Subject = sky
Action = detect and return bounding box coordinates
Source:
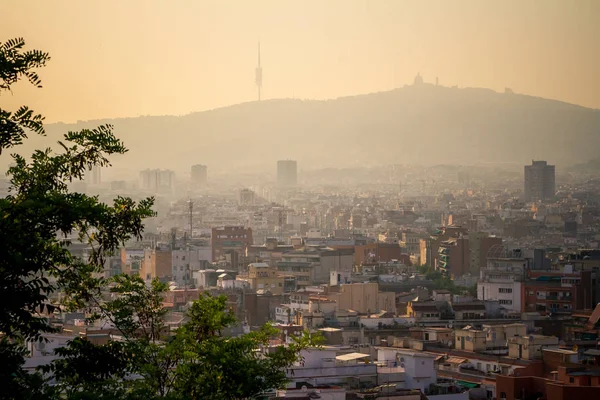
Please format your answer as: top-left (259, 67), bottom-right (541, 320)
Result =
top-left (2, 0), bottom-right (599, 123)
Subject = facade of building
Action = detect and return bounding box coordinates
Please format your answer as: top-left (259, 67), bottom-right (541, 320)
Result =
top-left (277, 247), bottom-right (354, 287)
top-left (238, 188), bottom-right (255, 206)
top-left (468, 233), bottom-right (502, 276)
top-left (171, 249), bottom-right (212, 286)
top-left (377, 347), bottom-right (438, 394)
top-left (244, 262), bottom-right (285, 295)
top-left (438, 237), bottom-right (470, 277)
top-left (406, 302), bottom-right (442, 320)
top-left (86, 166), bottom-right (101, 186)
top-left (424, 226), bottom-right (468, 270)
top-left (477, 250), bottom-right (529, 312)
top-left (400, 231), bottom-right (422, 256)
top-left (328, 283), bottom-right (396, 314)
top-left (277, 160), bottom-right (298, 187)
top-left (190, 164), bottom-right (207, 187)
top-left (522, 270), bottom-right (595, 315)
top-left (139, 169), bottom-right (175, 193)
top-left (120, 248), bottom-right (144, 276)
top-left (211, 226), bottom-right (253, 262)
top-left (285, 348), bottom-right (377, 388)
top-left (140, 248), bottom-right (172, 281)
top-left (524, 160), bottom-right (555, 202)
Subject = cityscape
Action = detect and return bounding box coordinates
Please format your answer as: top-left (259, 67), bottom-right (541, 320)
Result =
top-left (1, 2), bottom-right (600, 400)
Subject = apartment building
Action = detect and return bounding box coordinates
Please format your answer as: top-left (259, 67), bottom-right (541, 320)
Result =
top-left (243, 262), bottom-right (285, 295)
top-left (438, 237), bottom-right (470, 277)
top-left (376, 347), bottom-right (438, 394)
top-left (522, 270), bottom-right (594, 315)
top-left (421, 225), bottom-right (468, 270)
top-left (467, 232), bottom-right (502, 276)
top-left (211, 226), bottom-right (253, 262)
top-left (328, 282), bottom-right (396, 314)
top-left (140, 247), bottom-right (172, 281)
top-left (120, 248), bottom-right (144, 276)
top-left (285, 347), bottom-right (377, 388)
top-left (477, 249), bottom-right (530, 312)
top-left (277, 246), bottom-right (353, 287)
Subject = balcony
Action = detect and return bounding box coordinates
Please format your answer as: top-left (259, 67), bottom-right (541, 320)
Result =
top-left (287, 364), bottom-right (378, 380)
top-left (545, 295), bottom-right (572, 302)
top-left (377, 365), bottom-right (406, 374)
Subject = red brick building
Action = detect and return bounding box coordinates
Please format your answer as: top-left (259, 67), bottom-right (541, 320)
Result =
top-left (521, 270), bottom-right (594, 315)
top-left (496, 365), bottom-right (600, 400)
top-left (496, 346), bottom-right (600, 400)
top-left (211, 226), bottom-right (253, 261)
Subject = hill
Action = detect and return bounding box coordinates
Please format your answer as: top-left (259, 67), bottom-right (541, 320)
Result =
top-left (12, 84), bottom-right (600, 178)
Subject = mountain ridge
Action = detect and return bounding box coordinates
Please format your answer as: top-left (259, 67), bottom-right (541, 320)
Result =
top-left (14, 84), bottom-right (600, 177)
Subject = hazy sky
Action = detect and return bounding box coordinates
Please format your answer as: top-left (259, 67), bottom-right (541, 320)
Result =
top-left (2, 0), bottom-right (599, 123)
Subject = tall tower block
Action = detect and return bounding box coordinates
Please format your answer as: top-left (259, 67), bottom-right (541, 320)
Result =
top-left (255, 42), bottom-right (263, 101)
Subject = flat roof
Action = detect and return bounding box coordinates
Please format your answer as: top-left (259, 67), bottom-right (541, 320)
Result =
top-left (319, 327), bottom-right (342, 332)
top-left (336, 352), bottom-right (370, 362)
top-left (446, 357), bottom-right (468, 364)
top-left (543, 348), bottom-right (577, 355)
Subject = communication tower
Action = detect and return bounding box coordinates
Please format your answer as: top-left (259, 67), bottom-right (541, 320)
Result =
top-left (255, 42), bottom-right (263, 101)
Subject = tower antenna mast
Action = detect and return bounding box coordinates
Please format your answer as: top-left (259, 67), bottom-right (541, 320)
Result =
top-left (255, 41), bottom-right (263, 101)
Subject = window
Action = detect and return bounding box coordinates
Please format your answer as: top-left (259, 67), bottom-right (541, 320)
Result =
top-left (499, 288), bottom-right (513, 294)
top-left (569, 377), bottom-right (574, 383)
top-left (500, 392), bottom-right (506, 399)
top-left (499, 300), bottom-right (513, 305)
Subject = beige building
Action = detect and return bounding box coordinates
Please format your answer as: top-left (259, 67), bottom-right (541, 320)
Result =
top-left (406, 302), bottom-right (441, 320)
top-left (483, 323), bottom-right (527, 348)
top-left (327, 282), bottom-right (395, 314)
top-left (140, 248), bottom-right (172, 281)
top-left (455, 328), bottom-right (487, 352)
top-left (244, 262), bottom-right (284, 295)
top-left (507, 334), bottom-right (559, 360)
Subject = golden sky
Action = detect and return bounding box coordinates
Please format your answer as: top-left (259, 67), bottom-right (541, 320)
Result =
top-left (2, 0), bottom-right (599, 123)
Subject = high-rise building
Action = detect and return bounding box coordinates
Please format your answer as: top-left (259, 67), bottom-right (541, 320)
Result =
top-left (277, 160), bottom-right (297, 187)
top-left (86, 166), bottom-right (101, 186)
top-left (524, 160), bottom-right (555, 202)
top-left (191, 164), bottom-right (207, 187)
top-left (239, 188), bottom-right (255, 206)
top-left (139, 169), bottom-right (175, 193)
top-left (157, 170), bottom-right (175, 192)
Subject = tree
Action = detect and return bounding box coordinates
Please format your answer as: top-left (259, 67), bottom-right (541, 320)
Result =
top-left (46, 277), bottom-right (318, 399)
top-left (0, 37), bottom-right (153, 398)
top-left (1, 38), bottom-right (317, 400)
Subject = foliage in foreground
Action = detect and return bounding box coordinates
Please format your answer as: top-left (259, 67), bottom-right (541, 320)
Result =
top-left (0, 38), bottom-right (317, 400)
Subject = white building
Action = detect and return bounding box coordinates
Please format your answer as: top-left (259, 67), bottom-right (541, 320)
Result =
top-left (171, 248), bottom-right (212, 286)
top-left (477, 251), bottom-right (528, 312)
top-left (276, 386), bottom-right (346, 399)
top-left (376, 348), bottom-right (438, 394)
top-left (286, 347), bottom-right (377, 388)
